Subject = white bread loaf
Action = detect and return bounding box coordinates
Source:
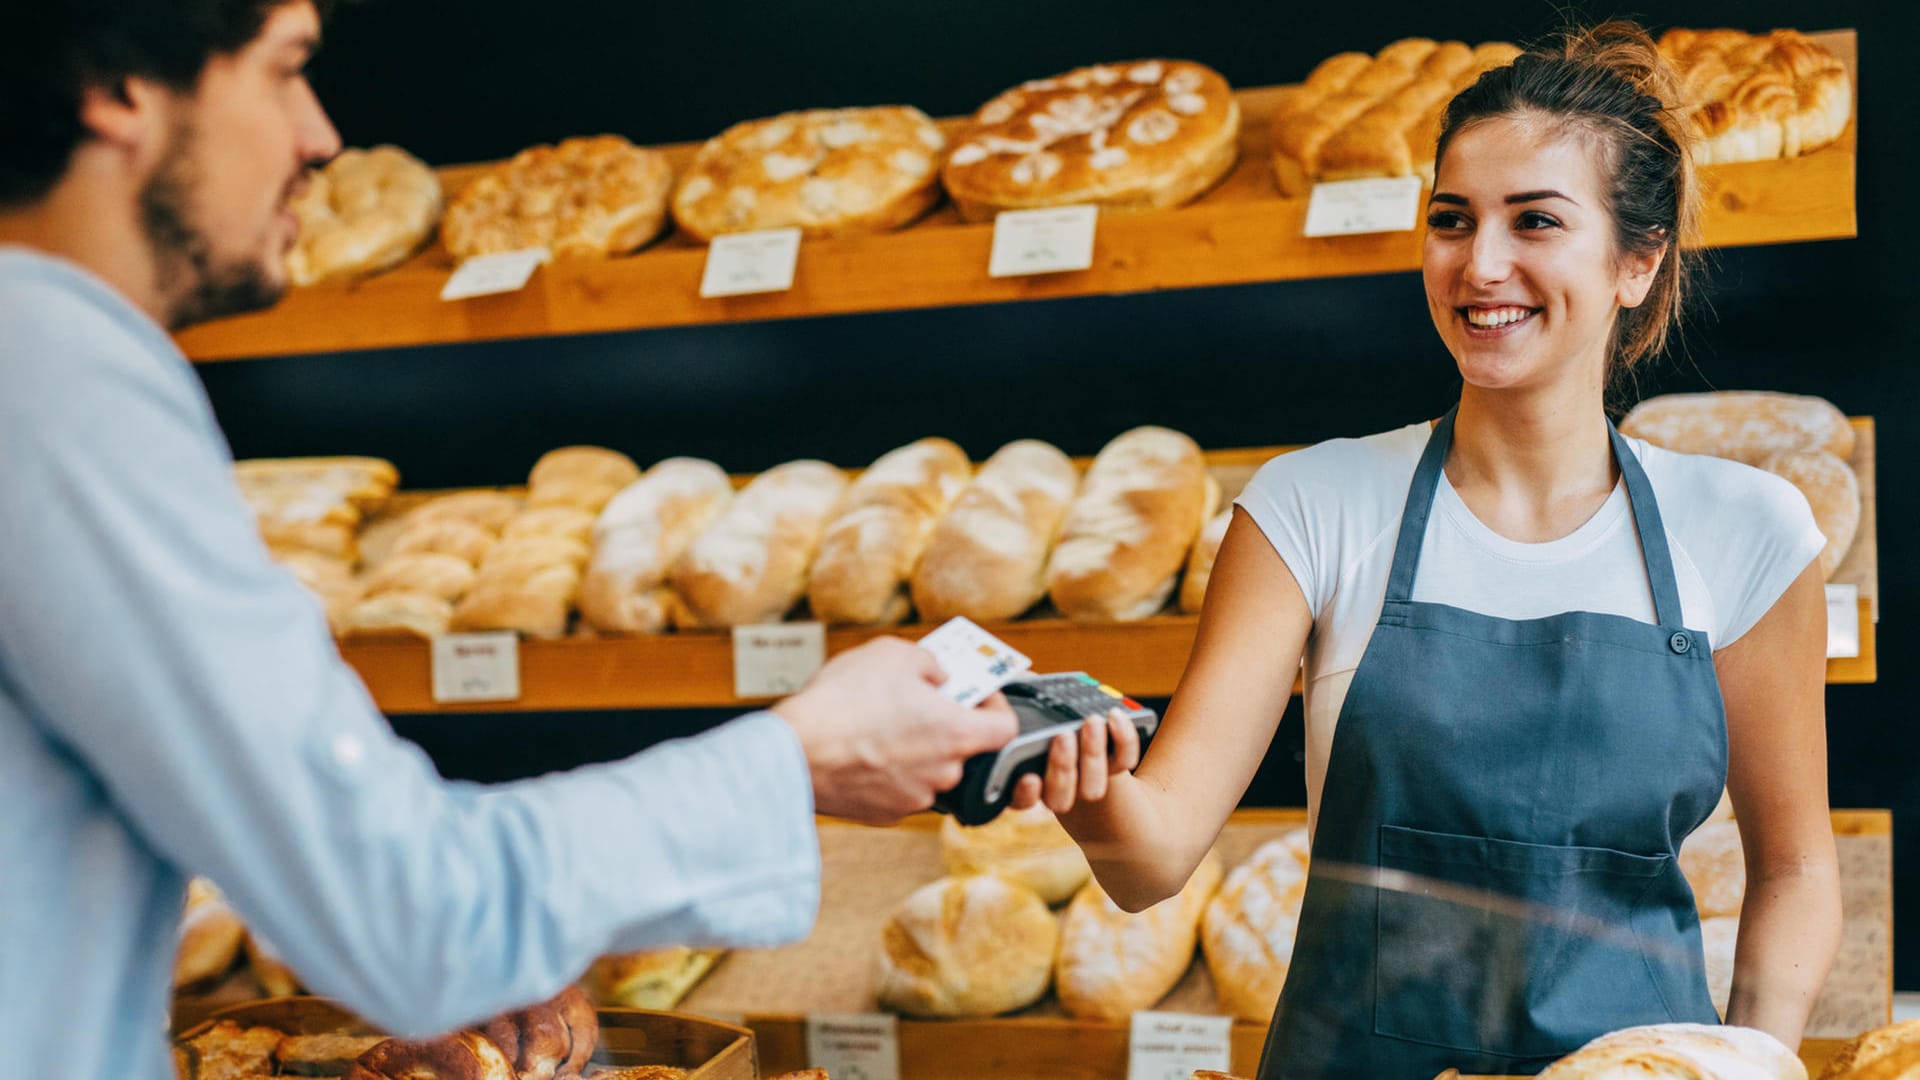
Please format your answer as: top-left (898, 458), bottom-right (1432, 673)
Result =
top-left (1202, 828), bottom-right (1312, 1021)
top-left (1620, 391), bottom-right (1854, 465)
top-left (526, 445), bottom-right (642, 512)
top-left (939, 804), bottom-right (1091, 905)
top-left (1758, 449), bottom-right (1860, 579)
top-left (1702, 914), bottom-right (1739, 1019)
top-left (911, 440), bottom-right (1079, 624)
top-left (1538, 1023), bottom-right (1805, 1079)
top-left (1056, 851), bottom-right (1224, 1020)
top-left (580, 459), bottom-right (736, 635)
top-left (1048, 426), bottom-right (1216, 622)
top-left (1679, 819), bottom-right (1746, 919)
top-left (670, 460), bottom-right (848, 628)
top-left (1818, 1019), bottom-right (1920, 1079)
top-left (876, 873), bottom-right (1059, 1018)
top-left (1180, 509), bottom-right (1232, 614)
top-left (809, 438), bottom-right (973, 625)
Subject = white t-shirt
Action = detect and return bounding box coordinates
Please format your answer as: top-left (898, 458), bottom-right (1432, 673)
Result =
top-left (1233, 421), bottom-right (1826, 832)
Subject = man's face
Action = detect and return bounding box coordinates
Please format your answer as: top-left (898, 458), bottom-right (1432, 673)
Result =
top-left (144, 2), bottom-right (340, 330)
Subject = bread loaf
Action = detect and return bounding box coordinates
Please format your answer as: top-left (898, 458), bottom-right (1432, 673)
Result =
top-left (359, 552), bottom-right (478, 602)
top-left (1620, 391), bottom-right (1854, 465)
top-left (175, 879), bottom-right (246, 989)
top-left (1180, 509), bottom-right (1232, 613)
top-left (1048, 426), bottom-right (1215, 622)
top-left (939, 804), bottom-right (1091, 905)
top-left (669, 460), bottom-right (848, 628)
top-left (286, 144), bottom-right (441, 286)
top-left (406, 491), bottom-right (525, 533)
top-left (474, 986), bottom-right (596, 1080)
top-left (581, 459), bottom-right (736, 635)
top-left (876, 874), bottom-right (1059, 1017)
top-left (1759, 449), bottom-right (1860, 579)
top-left (527, 446), bottom-right (641, 512)
top-left (1679, 819), bottom-right (1746, 919)
top-left (809, 438), bottom-right (973, 625)
top-left (346, 1031), bottom-right (514, 1080)
top-left (1818, 1019), bottom-right (1920, 1079)
top-left (391, 517), bottom-right (497, 566)
top-left (584, 946), bottom-right (727, 1009)
top-left (478, 535), bottom-right (592, 578)
top-left (1538, 1023), bottom-right (1805, 1079)
top-left (501, 505), bottom-right (598, 545)
top-left (912, 440), bottom-right (1079, 624)
top-left (341, 590), bottom-right (454, 639)
top-left (450, 569), bottom-right (580, 639)
top-left (1056, 851), bottom-right (1224, 1019)
top-left (1202, 828), bottom-right (1312, 1021)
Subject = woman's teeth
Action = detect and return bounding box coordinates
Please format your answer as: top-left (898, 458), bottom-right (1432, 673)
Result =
top-left (1465, 306), bottom-right (1535, 328)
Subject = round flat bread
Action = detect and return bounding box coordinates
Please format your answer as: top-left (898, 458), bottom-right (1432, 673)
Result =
top-left (443, 135), bottom-right (673, 259)
top-left (288, 145), bottom-right (442, 285)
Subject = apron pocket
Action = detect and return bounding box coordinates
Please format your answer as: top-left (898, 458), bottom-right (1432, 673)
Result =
top-left (1372, 823), bottom-right (1677, 1060)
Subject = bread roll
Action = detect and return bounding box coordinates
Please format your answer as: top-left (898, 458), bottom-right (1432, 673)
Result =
top-left (1048, 426), bottom-right (1214, 622)
top-left (1702, 914), bottom-right (1739, 1020)
top-left (273, 549), bottom-right (357, 593)
top-left (1679, 819), bottom-right (1746, 919)
top-left (392, 517), bottom-right (497, 566)
top-left (580, 459), bottom-right (735, 635)
top-left (1202, 829), bottom-right (1312, 1021)
top-left (175, 879), bottom-right (246, 989)
top-left (669, 460), bottom-right (848, 628)
top-left (1759, 449), bottom-right (1860, 579)
top-left (1056, 850), bottom-right (1224, 1019)
top-left (451, 568), bottom-right (580, 639)
top-left (911, 440), bottom-right (1080, 624)
top-left (876, 873), bottom-right (1059, 1017)
top-left (341, 590), bottom-right (454, 639)
top-left (346, 1031), bottom-right (514, 1080)
top-left (478, 535), bottom-right (592, 578)
top-left (359, 552), bottom-right (478, 602)
top-left (1620, 391), bottom-right (1854, 465)
top-left (474, 987), bottom-right (595, 1080)
top-left (1538, 1023), bottom-right (1805, 1079)
top-left (527, 446), bottom-right (642, 512)
top-left (1818, 1019), bottom-right (1920, 1079)
top-left (259, 519), bottom-right (360, 562)
top-left (407, 491), bottom-right (525, 533)
top-left (809, 438), bottom-right (973, 625)
top-left (501, 505), bottom-right (598, 545)
top-left (584, 946), bottom-right (727, 1009)
top-left (1180, 509), bottom-right (1232, 614)
top-left (939, 804), bottom-right (1092, 905)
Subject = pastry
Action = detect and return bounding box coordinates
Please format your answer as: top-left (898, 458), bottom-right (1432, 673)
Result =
top-left (359, 552), bottom-right (479, 603)
top-left (340, 590), bottom-right (454, 639)
top-left (527, 447), bottom-right (643, 513)
top-left (1660, 28), bottom-right (1852, 164)
top-left (501, 505), bottom-right (598, 545)
top-left (939, 803), bottom-right (1091, 905)
top-left (1538, 1022), bottom-right (1805, 1079)
top-left (1047, 426), bottom-right (1216, 622)
top-left (405, 491), bottom-right (526, 533)
top-left (442, 135), bottom-right (674, 259)
top-left (672, 106), bottom-right (946, 240)
top-left (580, 458), bottom-right (735, 635)
top-left (475, 987), bottom-right (596, 1080)
top-left (1818, 1019), bottom-right (1920, 1078)
top-left (287, 144), bottom-right (443, 285)
top-left (276, 1034), bottom-right (388, 1077)
top-left (450, 566), bottom-right (581, 639)
top-left (808, 437), bottom-right (973, 625)
top-left (1055, 851), bottom-right (1224, 1020)
top-left (391, 517), bottom-right (498, 566)
top-left (943, 60), bottom-right (1240, 220)
top-left (584, 946), bottom-right (727, 1010)
top-left (1758, 449), bottom-right (1860, 579)
top-left (911, 440), bottom-right (1080, 624)
top-left (668, 459), bottom-right (848, 628)
top-left (245, 931), bottom-right (303, 999)
top-left (175, 878), bottom-right (246, 989)
top-left (1180, 509), bottom-right (1232, 614)
top-left (1202, 829), bottom-right (1312, 1021)
top-left (1619, 391), bottom-right (1855, 465)
top-left (346, 1031), bottom-right (514, 1080)
top-left (187, 1021), bottom-right (285, 1080)
top-left (876, 873), bottom-right (1059, 1017)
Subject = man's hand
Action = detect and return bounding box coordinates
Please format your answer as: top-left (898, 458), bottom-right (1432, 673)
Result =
top-left (770, 637), bottom-right (1018, 825)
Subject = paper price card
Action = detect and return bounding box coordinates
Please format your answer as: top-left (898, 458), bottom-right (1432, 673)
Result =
top-left (1128, 1011), bottom-right (1234, 1080)
top-left (806, 1013), bottom-right (899, 1080)
top-left (988, 204), bottom-right (1099, 277)
top-left (440, 248), bottom-right (549, 301)
top-left (732, 621), bottom-right (827, 698)
top-left (1303, 176), bottom-right (1423, 237)
top-left (430, 632), bottom-right (522, 704)
top-left (699, 227), bottom-right (803, 298)
top-left (1826, 583), bottom-right (1860, 659)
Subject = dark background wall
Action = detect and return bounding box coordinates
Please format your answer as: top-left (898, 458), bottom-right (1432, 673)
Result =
top-left (197, 0), bottom-right (1918, 984)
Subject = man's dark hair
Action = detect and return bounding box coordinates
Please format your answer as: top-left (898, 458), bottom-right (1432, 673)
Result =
top-left (1, 0), bottom-right (331, 205)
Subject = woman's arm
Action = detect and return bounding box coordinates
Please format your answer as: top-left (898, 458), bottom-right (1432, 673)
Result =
top-left (1715, 559), bottom-right (1841, 1046)
top-left (1020, 507), bottom-right (1313, 911)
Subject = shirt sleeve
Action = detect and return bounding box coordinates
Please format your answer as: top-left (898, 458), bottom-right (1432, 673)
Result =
top-left (1699, 462), bottom-right (1828, 649)
top-left (0, 298), bottom-right (820, 1036)
top-left (1233, 446), bottom-right (1336, 616)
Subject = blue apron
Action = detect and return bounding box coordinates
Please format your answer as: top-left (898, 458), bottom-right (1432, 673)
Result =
top-left (1257, 408), bottom-right (1725, 1078)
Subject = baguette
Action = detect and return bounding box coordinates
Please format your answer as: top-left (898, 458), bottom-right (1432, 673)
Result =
top-left (809, 438), bottom-right (973, 625)
top-left (1047, 426), bottom-right (1215, 622)
top-left (911, 440), bottom-right (1079, 624)
top-left (1056, 850), bottom-right (1223, 1019)
top-left (1619, 391), bottom-right (1854, 464)
top-left (876, 874), bottom-right (1059, 1018)
top-left (669, 460), bottom-right (848, 628)
top-left (581, 459), bottom-right (735, 635)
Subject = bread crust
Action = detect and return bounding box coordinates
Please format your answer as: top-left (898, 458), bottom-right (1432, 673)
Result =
top-left (912, 440), bottom-right (1079, 625)
top-left (1047, 426), bottom-right (1212, 622)
top-left (1055, 850), bottom-right (1223, 1019)
top-left (669, 460), bottom-right (847, 628)
top-left (443, 136), bottom-right (674, 259)
top-left (809, 438), bottom-right (973, 625)
top-left (1201, 830), bottom-right (1312, 1021)
top-left (875, 874), bottom-right (1059, 1017)
top-left (287, 145), bottom-right (442, 286)
top-left (1661, 28), bottom-right (1852, 164)
top-left (582, 459), bottom-right (735, 634)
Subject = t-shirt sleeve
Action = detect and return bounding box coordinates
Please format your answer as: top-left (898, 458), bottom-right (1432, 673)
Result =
top-left (1689, 458), bottom-right (1829, 649)
top-left (1233, 446), bottom-right (1336, 616)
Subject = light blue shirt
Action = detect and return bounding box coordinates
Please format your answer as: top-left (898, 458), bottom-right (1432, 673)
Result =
top-left (0, 248), bottom-right (822, 1080)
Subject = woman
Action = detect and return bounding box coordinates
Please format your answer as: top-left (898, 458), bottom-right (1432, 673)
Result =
top-left (1014, 22), bottom-right (1842, 1078)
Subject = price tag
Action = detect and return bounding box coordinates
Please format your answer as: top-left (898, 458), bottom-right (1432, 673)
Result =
top-left (430, 632), bottom-right (521, 704)
top-left (1303, 176), bottom-right (1423, 237)
top-left (440, 248), bottom-right (549, 301)
top-left (1128, 1011), bottom-right (1234, 1080)
top-left (806, 1013), bottom-right (900, 1080)
top-left (988, 205), bottom-right (1099, 277)
top-left (732, 621), bottom-right (827, 698)
top-left (699, 227), bottom-right (803, 298)
top-left (1826, 583), bottom-right (1861, 659)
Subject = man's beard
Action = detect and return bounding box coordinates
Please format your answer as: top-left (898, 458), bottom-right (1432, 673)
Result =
top-left (140, 119), bottom-right (288, 332)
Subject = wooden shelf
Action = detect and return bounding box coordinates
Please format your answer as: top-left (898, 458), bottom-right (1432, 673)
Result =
top-left (175, 31), bottom-right (1857, 363)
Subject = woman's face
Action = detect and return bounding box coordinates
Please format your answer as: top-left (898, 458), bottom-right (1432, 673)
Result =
top-left (1422, 114), bottom-right (1660, 395)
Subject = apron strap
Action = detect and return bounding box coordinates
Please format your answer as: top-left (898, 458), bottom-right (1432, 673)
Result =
top-left (1383, 406), bottom-right (1688, 629)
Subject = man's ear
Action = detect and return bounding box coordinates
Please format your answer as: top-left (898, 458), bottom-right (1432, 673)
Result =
top-left (77, 76), bottom-right (175, 169)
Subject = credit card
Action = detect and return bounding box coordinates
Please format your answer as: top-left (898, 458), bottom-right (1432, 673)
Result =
top-left (917, 616), bottom-right (1033, 707)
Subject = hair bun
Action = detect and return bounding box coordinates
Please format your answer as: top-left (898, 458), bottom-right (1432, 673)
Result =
top-left (1552, 20), bottom-right (1686, 115)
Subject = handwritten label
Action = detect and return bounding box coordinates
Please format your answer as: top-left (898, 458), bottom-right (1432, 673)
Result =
top-left (1303, 176), bottom-right (1423, 237)
top-left (988, 205), bottom-right (1099, 277)
top-left (430, 632), bottom-right (521, 703)
top-left (732, 621), bottom-right (827, 698)
top-left (699, 227), bottom-right (803, 298)
top-left (440, 248), bottom-right (549, 301)
top-left (806, 1013), bottom-right (899, 1080)
top-left (1826, 583), bottom-right (1860, 659)
top-left (1128, 1011), bottom-right (1234, 1080)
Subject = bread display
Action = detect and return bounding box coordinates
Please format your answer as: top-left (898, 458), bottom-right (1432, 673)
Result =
top-left (1202, 828), bottom-right (1312, 1021)
top-left (583, 946), bottom-right (728, 1010)
top-left (1270, 38), bottom-right (1522, 195)
top-left (911, 439), bottom-right (1080, 624)
top-left (527, 447), bottom-right (643, 513)
top-left (1180, 509), bottom-right (1232, 614)
top-left (809, 438), bottom-right (973, 625)
top-left (1679, 819), bottom-right (1746, 919)
top-left (938, 803), bottom-right (1091, 905)
top-left (1619, 391), bottom-right (1855, 465)
top-left (1055, 851), bottom-right (1224, 1019)
top-left (1760, 449), bottom-right (1861, 578)
top-left (1047, 426), bottom-right (1216, 622)
top-left (175, 879), bottom-right (247, 990)
top-left (287, 145), bottom-right (442, 286)
top-left (943, 60), bottom-right (1240, 221)
top-left (580, 459), bottom-right (736, 635)
top-left (237, 455), bottom-right (399, 565)
top-left (1660, 28), bottom-right (1852, 165)
top-left (1818, 1020), bottom-right (1920, 1079)
top-left (672, 106), bottom-right (947, 240)
top-left (1537, 1022), bottom-right (1806, 1079)
top-left (669, 460), bottom-right (847, 628)
top-left (442, 135), bottom-right (674, 260)
top-left (876, 873), bottom-right (1060, 1017)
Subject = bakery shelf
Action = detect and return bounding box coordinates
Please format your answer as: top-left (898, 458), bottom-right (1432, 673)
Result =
top-left (174, 31), bottom-right (1857, 363)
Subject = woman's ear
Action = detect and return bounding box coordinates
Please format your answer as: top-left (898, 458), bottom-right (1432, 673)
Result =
top-left (1617, 242), bottom-right (1666, 309)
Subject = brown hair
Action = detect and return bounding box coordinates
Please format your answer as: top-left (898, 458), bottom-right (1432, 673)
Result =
top-left (1435, 21), bottom-right (1701, 388)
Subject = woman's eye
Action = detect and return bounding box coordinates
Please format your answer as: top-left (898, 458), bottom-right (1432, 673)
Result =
top-left (1517, 210), bottom-right (1562, 230)
top-left (1426, 211), bottom-right (1469, 231)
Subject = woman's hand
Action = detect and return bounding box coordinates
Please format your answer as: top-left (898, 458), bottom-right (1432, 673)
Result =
top-left (1007, 707), bottom-right (1143, 814)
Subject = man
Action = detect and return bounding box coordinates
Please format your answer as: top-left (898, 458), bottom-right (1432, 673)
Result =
top-left (0, 3), bottom-right (1017, 1076)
